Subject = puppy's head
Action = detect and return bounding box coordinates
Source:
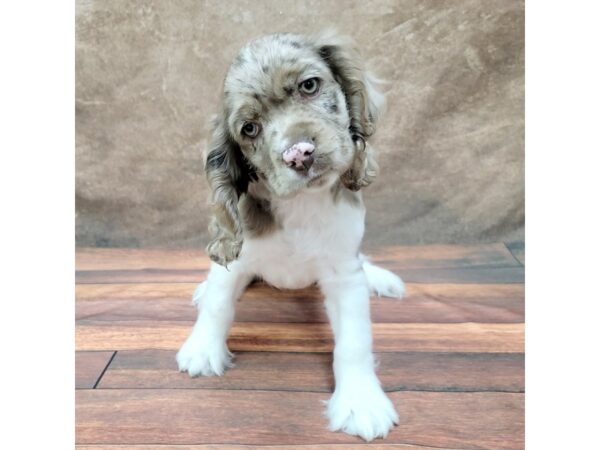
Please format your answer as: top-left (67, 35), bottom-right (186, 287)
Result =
top-left (205, 31), bottom-right (384, 265)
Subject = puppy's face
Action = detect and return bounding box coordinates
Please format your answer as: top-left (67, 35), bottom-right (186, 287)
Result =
top-left (222, 34), bottom-right (354, 196)
top-left (204, 31), bottom-right (383, 265)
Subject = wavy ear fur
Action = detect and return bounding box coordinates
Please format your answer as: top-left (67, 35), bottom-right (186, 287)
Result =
top-left (204, 113), bottom-right (257, 266)
top-left (313, 30), bottom-right (385, 191)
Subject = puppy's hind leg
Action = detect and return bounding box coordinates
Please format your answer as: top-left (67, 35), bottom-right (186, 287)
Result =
top-left (177, 262), bottom-right (251, 377)
top-left (361, 255), bottom-right (405, 298)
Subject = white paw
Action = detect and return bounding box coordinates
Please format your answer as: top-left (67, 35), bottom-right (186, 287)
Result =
top-left (176, 333), bottom-right (233, 377)
top-left (326, 379), bottom-right (399, 441)
top-left (363, 261), bottom-right (406, 298)
top-left (191, 281), bottom-right (208, 306)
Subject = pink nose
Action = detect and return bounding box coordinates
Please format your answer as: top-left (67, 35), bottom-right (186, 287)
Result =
top-left (282, 142), bottom-right (315, 171)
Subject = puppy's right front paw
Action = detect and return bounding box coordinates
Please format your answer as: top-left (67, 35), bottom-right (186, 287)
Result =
top-left (176, 334), bottom-right (233, 377)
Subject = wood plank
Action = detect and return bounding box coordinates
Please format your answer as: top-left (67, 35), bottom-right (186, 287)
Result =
top-left (75, 268), bottom-right (206, 284)
top-left (505, 241), bottom-right (525, 266)
top-left (76, 243), bottom-right (519, 271)
top-left (76, 282), bottom-right (524, 324)
top-left (76, 281), bottom-right (525, 302)
top-left (76, 445), bottom-right (467, 450)
top-left (77, 445), bottom-right (466, 450)
top-left (76, 389), bottom-right (524, 449)
top-left (76, 248), bottom-right (210, 271)
top-left (75, 351), bottom-right (114, 389)
top-left (99, 350), bottom-right (524, 393)
top-left (76, 322), bottom-right (524, 353)
top-left (385, 266), bottom-right (523, 284)
top-left (75, 265), bottom-right (524, 284)
top-left (75, 244), bottom-right (522, 284)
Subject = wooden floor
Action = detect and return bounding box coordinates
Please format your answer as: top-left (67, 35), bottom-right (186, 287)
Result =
top-left (75, 242), bottom-right (525, 450)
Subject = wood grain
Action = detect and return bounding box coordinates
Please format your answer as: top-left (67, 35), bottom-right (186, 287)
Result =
top-left (76, 389), bottom-right (524, 449)
top-left (76, 445), bottom-right (468, 450)
top-left (76, 243), bottom-right (518, 271)
top-left (76, 322), bottom-right (524, 353)
top-left (75, 266), bottom-right (524, 284)
top-left (75, 282), bottom-right (524, 324)
top-left (76, 248), bottom-right (210, 271)
top-left (99, 350), bottom-right (524, 393)
top-left (75, 351), bottom-right (114, 389)
top-left (74, 245), bottom-right (524, 448)
top-left (75, 244), bottom-right (523, 284)
top-left (75, 281), bottom-right (522, 302)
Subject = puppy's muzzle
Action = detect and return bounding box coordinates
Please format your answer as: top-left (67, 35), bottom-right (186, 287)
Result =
top-left (283, 141), bottom-right (315, 172)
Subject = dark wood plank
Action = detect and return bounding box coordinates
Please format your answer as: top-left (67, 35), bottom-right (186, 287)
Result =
top-left (76, 389), bottom-right (524, 449)
top-left (75, 321), bottom-right (524, 353)
top-left (76, 445), bottom-right (465, 450)
top-left (75, 265), bottom-right (525, 284)
top-left (76, 248), bottom-right (210, 271)
top-left (76, 268), bottom-right (207, 284)
top-left (505, 241), bottom-right (525, 266)
top-left (386, 266), bottom-right (523, 284)
top-left (99, 350), bottom-right (523, 393)
top-left (76, 282), bottom-right (524, 324)
top-left (75, 351), bottom-right (115, 389)
top-left (77, 243), bottom-right (518, 271)
top-left (76, 282), bottom-right (196, 301)
top-left (75, 266), bottom-right (524, 285)
top-left (76, 281), bottom-right (524, 302)
top-left (75, 244), bottom-right (522, 284)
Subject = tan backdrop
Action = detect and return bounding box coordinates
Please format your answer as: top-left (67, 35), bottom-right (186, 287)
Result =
top-left (75, 0), bottom-right (524, 248)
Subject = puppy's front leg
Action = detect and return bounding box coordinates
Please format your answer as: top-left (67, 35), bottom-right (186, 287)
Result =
top-left (177, 262), bottom-right (250, 377)
top-left (321, 263), bottom-right (399, 441)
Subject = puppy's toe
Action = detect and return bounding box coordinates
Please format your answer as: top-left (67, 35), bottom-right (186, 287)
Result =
top-left (326, 379), bottom-right (399, 441)
top-left (363, 261), bottom-right (406, 299)
top-left (176, 335), bottom-right (233, 377)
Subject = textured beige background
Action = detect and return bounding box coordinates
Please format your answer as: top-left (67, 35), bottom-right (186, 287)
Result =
top-left (75, 0), bottom-right (524, 248)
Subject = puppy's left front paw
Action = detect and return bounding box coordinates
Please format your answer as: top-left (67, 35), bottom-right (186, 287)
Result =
top-left (326, 380), bottom-right (399, 441)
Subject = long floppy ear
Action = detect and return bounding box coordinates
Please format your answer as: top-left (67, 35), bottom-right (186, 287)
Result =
top-left (313, 30), bottom-right (385, 191)
top-left (204, 113), bottom-right (257, 266)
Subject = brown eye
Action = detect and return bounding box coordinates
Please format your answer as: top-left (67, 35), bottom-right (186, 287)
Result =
top-left (241, 122), bottom-right (261, 138)
top-left (299, 78), bottom-right (320, 96)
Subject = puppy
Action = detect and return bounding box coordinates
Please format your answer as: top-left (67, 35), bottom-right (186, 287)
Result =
top-left (177, 31), bottom-right (405, 441)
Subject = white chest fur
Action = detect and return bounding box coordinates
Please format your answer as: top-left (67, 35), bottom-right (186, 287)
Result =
top-left (238, 186), bottom-right (366, 289)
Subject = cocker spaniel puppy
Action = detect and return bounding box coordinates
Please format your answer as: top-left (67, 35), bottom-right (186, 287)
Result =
top-left (177, 31), bottom-right (405, 441)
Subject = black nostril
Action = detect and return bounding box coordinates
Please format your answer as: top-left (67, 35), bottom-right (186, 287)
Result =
top-left (302, 155), bottom-right (314, 170)
top-left (290, 155), bottom-right (314, 172)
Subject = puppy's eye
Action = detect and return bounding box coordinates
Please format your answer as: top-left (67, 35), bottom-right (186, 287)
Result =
top-left (299, 78), bottom-right (320, 96)
top-left (241, 122), bottom-right (261, 138)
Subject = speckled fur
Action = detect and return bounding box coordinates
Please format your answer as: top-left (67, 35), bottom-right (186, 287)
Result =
top-left (181, 31), bottom-right (406, 441)
top-left (204, 31), bottom-right (384, 265)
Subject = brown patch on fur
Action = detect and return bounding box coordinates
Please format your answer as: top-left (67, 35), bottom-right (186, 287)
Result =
top-left (313, 32), bottom-right (384, 191)
top-left (331, 180), bottom-right (362, 207)
top-left (204, 115), bottom-right (253, 266)
top-left (341, 140), bottom-right (379, 191)
top-left (239, 193), bottom-right (278, 237)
